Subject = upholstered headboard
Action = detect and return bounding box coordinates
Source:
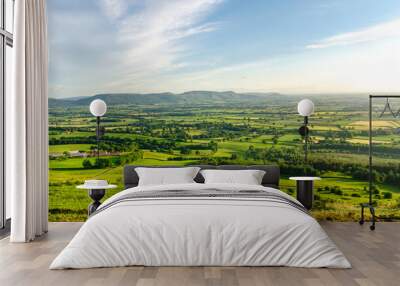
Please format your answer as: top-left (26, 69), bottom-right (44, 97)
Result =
top-left (123, 165), bottom-right (280, 189)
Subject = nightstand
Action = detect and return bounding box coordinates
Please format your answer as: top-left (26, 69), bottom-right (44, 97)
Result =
top-left (77, 181), bottom-right (117, 215)
top-left (289, 177), bottom-right (321, 210)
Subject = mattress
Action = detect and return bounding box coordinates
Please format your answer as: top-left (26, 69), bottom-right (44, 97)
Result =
top-left (50, 183), bottom-right (351, 269)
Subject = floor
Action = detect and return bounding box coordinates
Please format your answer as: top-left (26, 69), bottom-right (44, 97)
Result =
top-left (0, 222), bottom-right (398, 286)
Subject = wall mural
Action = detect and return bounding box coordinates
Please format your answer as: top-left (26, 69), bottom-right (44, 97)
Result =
top-left (47, 0), bottom-right (400, 221)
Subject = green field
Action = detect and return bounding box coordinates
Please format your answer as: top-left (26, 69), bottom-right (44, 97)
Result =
top-left (48, 96), bottom-right (400, 221)
top-left (49, 144), bottom-right (92, 153)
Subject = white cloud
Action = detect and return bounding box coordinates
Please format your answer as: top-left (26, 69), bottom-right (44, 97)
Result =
top-left (100, 0), bottom-right (128, 20)
top-left (101, 0), bottom-right (223, 91)
top-left (145, 37), bottom-right (400, 94)
top-left (49, 1), bottom-right (400, 97)
top-left (49, 0), bottom-right (223, 97)
top-left (307, 18), bottom-right (400, 49)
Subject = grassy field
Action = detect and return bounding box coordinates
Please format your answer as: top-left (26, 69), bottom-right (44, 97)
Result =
top-left (49, 144), bottom-right (92, 153)
top-left (48, 99), bottom-right (400, 222)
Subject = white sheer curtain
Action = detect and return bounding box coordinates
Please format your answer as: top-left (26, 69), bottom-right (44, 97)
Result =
top-left (8, 0), bottom-right (48, 242)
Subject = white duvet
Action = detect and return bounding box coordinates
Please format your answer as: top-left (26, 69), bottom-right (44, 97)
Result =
top-left (50, 183), bottom-right (351, 269)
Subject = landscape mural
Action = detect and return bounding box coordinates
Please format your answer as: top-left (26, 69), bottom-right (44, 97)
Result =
top-left (48, 0), bottom-right (400, 221)
top-left (48, 93), bottom-right (400, 221)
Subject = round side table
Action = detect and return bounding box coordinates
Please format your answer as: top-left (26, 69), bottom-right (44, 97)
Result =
top-left (77, 184), bottom-right (117, 215)
top-left (289, 177), bottom-right (321, 210)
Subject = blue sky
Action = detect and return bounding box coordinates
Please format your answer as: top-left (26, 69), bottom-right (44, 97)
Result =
top-left (48, 0), bottom-right (400, 98)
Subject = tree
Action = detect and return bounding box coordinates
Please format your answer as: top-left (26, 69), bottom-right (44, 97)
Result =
top-left (272, 135), bottom-right (279, 145)
top-left (95, 158), bottom-right (112, 168)
top-left (208, 141), bottom-right (218, 153)
top-left (82, 159), bottom-right (92, 169)
top-left (180, 146), bottom-right (191, 155)
top-left (383, 192), bottom-right (392, 199)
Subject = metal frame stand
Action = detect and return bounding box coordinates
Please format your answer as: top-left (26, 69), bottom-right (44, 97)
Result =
top-left (359, 95), bottom-right (400, 230)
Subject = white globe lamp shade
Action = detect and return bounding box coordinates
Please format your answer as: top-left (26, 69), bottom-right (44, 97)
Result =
top-left (297, 99), bottom-right (314, 117)
top-left (90, 99), bottom-right (107, 117)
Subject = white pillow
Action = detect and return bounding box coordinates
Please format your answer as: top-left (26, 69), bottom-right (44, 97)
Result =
top-left (200, 169), bottom-right (266, 185)
top-left (135, 167), bottom-right (201, 186)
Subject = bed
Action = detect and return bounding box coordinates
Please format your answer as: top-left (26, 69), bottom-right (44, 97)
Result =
top-left (50, 165), bottom-right (351, 269)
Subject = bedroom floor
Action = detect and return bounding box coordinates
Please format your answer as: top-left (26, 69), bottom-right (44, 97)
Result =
top-left (0, 222), bottom-right (398, 286)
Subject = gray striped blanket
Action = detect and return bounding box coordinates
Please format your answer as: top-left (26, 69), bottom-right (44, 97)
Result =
top-left (91, 189), bottom-right (308, 217)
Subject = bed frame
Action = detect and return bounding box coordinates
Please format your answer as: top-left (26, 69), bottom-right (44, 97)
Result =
top-left (123, 165), bottom-right (280, 189)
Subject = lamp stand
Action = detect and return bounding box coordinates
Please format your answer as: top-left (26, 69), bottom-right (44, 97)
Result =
top-left (96, 116), bottom-right (100, 161)
top-left (298, 116), bottom-right (309, 175)
top-left (304, 116), bottom-right (308, 167)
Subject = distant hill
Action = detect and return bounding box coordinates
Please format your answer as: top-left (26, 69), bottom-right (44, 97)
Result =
top-left (48, 98), bottom-right (77, 108)
top-left (48, 91), bottom-right (286, 108)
